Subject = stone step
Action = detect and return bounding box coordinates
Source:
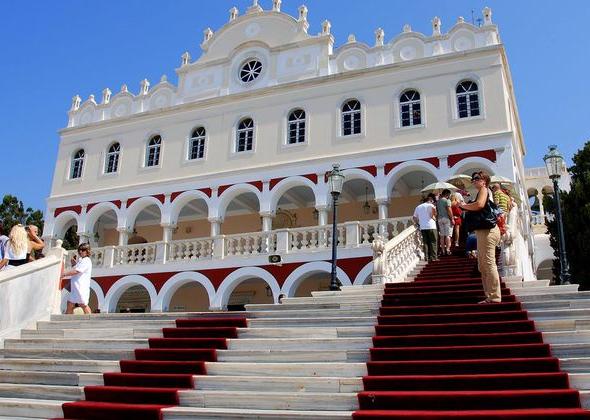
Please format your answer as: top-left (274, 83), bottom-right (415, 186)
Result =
top-left (204, 362), bottom-right (367, 378)
top-left (0, 358), bottom-right (119, 373)
top-left (0, 370), bottom-right (83, 386)
top-left (48, 312), bottom-right (232, 322)
top-left (22, 328), bottom-right (164, 340)
top-left (561, 357), bottom-right (590, 373)
top-left (0, 383), bottom-right (82, 401)
top-left (535, 319), bottom-right (590, 332)
top-left (0, 397), bottom-right (64, 418)
top-left (247, 309), bottom-right (378, 319)
top-left (4, 338), bottom-right (148, 351)
top-left (523, 300), bottom-right (590, 311)
top-left (527, 308), bottom-right (590, 320)
top-left (193, 375), bottom-right (363, 393)
top-left (518, 291), bottom-right (590, 302)
top-left (311, 289), bottom-right (383, 297)
top-left (2, 348), bottom-right (134, 361)
top-left (248, 317), bottom-right (376, 328)
top-left (282, 295), bottom-right (382, 305)
top-left (505, 280), bottom-right (551, 288)
top-left (543, 331), bottom-right (590, 344)
top-left (549, 343), bottom-right (590, 358)
top-left (568, 373), bottom-right (590, 390)
top-left (511, 285), bottom-right (580, 295)
top-left (163, 407), bottom-right (352, 419)
top-left (177, 390), bottom-right (359, 411)
top-left (227, 338), bottom-right (372, 351)
top-left (37, 319), bottom-right (177, 330)
top-left (217, 350), bottom-right (368, 363)
top-left (245, 302), bottom-right (379, 312)
top-left (238, 327), bottom-right (374, 339)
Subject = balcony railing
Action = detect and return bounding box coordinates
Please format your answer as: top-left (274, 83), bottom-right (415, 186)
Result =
top-left (64, 217), bottom-right (413, 269)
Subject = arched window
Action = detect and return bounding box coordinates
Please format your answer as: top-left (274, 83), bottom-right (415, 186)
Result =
top-left (287, 109), bottom-right (306, 144)
top-left (236, 118), bottom-right (254, 152)
top-left (188, 127), bottom-right (206, 160)
top-left (456, 81), bottom-right (480, 118)
top-left (105, 142), bottom-right (120, 173)
top-left (399, 90), bottom-right (421, 127)
top-left (341, 99), bottom-right (361, 136)
top-left (145, 135), bottom-right (161, 167)
top-left (70, 149), bottom-right (85, 179)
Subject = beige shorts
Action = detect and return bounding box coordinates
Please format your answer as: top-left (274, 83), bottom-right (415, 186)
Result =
top-left (438, 218), bottom-right (452, 237)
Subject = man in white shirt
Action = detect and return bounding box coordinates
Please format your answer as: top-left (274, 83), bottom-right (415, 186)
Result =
top-left (413, 193), bottom-right (438, 261)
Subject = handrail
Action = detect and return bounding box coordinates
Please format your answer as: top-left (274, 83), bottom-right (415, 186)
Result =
top-left (371, 224), bottom-right (424, 284)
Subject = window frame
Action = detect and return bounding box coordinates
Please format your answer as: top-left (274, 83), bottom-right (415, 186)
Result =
top-left (399, 89), bottom-right (423, 128)
top-left (70, 149), bottom-right (85, 180)
top-left (235, 117), bottom-right (255, 153)
top-left (104, 142), bottom-right (121, 175)
top-left (455, 80), bottom-right (481, 120)
top-left (187, 127), bottom-right (206, 161)
top-left (286, 108), bottom-right (307, 146)
top-left (145, 135), bottom-right (162, 168)
top-left (340, 99), bottom-right (363, 137)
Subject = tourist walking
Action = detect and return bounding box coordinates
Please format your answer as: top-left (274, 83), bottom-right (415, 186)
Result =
top-left (451, 192), bottom-right (463, 247)
top-left (413, 193), bottom-right (438, 262)
top-left (0, 224), bottom-right (29, 269)
top-left (436, 189), bottom-right (454, 255)
top-left (460, 171), bottom-right (502, 303)
top-left (61, 243), bottom-right (93, 314)
top-left (492, 184), bottom-right (512, 213)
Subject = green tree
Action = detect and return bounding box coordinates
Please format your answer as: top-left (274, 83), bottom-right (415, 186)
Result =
top-left (0, 195), bottom-right (44, 233)
top-left (545, 141), bottom-right (590, 289)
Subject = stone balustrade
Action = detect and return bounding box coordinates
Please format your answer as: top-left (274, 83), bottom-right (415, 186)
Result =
top-left (63, 217), bottom-right (413, 269)
top-left (371, 225), bottom-right (424, 284)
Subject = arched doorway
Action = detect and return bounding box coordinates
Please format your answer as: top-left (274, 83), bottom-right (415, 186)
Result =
top-left (226, 278), bottom-right (274, 311)
top-left (115, 285), bottom-right (151, 313)
top-left (168, 282), bottom-right (210, 312)
top-left (293, 272), bottom-right (331, 297)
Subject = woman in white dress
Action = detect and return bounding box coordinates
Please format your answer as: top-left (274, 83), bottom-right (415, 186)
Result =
top-left (0, 224), bottom-right (29, 270)
top-left (61, 243), bottom-right (92, 314)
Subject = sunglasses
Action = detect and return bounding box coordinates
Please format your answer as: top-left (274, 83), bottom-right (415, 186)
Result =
top-left (471, 177), bottom-right (482, 182)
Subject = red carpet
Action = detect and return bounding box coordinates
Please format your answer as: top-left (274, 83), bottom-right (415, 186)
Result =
top-left (354, 253), bottom-right (590, 419)
top-left (59, 316), bottom-right (246, 420)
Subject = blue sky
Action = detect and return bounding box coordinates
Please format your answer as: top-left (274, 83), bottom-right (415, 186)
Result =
top-left (1, 0), bottom-right (588, 212)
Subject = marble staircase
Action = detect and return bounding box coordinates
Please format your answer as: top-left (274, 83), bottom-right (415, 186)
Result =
top-left (2, 276), bottom-right (590, 418)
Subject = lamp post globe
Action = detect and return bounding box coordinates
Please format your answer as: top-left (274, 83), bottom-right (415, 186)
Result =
top-left (543, 145), bottom-right (571, 285)
top-left (327, 164), bottom-right (345, 291)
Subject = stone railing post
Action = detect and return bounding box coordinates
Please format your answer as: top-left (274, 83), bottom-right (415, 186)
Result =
top-left (154, 241), bottom-right (168, 265)
top-left (102, 246), bottom-right (115, 268)
top-left (274, 229), bottom-right (290, 254)
top-left (213, 235), bottom-right (225, 259)
top-left (344, 221), bottom-right (360, 248)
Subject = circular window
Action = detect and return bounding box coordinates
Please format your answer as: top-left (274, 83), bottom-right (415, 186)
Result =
top-left (239, 60), bottom-right (263, 83)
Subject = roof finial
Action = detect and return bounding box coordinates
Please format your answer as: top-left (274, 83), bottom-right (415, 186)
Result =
top-left (457, 16), bottom-right (465, 24)
top-left (203, 27), bottom-right (213, 44)
top-left (120, 84), bottom-right (128, 93)
top-left (101, 88), bottom-right (112, 105)
top-left (402, 24), bottom-right (412, 33)
top-left (160, 74), bottom-right (167, 83)
top-left (272, 0), bottom-right (281, 12)
top-left (347, 34), bottom-right (356, 43)
top-left (432, 16), bottom-right (441, 36)
top-left (482, 7), bottom-right (492, 25)
top-left (71, 95), bottom-right (81, 111)
top-left (374, 28), bottom-right (384, 47)
top-left (321, 19), bottom-right (331, 35)
top-left (88, 94), bottom-right (96, 104)
top-left (247, 0), bottom-right (262, 13)
top-left (298, 5), bottom-right (308, 22)
top-left (229, 6), bottom-right (238, 21)
top-left (139, 79), bottom-right (150, 96)
top-left (181, 51), bottom-right (191, 66)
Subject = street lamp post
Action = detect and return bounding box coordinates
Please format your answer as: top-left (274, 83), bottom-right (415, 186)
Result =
top-left (543, 145), bottom-right (571, 285)
top-left (327, 164), bottom-right (345, 291)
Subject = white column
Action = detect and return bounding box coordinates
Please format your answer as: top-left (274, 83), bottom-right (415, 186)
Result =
top-left (537, 193), bottom-right (545, 219)
top-left (376, 199), bottom-right (389, 220)
top-left (209, 217), bottom-right (222, 237)
top-left (117, 228), bottom-right (129, 246)
top-left (260, 212), bottom-right (274, 232)
top-left (78, 232), bottom-right (91, 245)
top-left (316, 205), bottom-right (329, 226)
top-left (162, 224), bottom-right (175, 242)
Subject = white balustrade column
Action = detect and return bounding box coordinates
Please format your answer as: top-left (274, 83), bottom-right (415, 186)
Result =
top-left (78, 232), bottom-right (91, 245)
top-left (209, 217), bottom-right (222, 237)
top-left (117, 228), bottom-right (129, 246)
top-left (376, 199), bottom-right (389, 234)
top-left (344, 221), bottom-right (360, 248)
top-left (260, 212), bottom-right (274, 232)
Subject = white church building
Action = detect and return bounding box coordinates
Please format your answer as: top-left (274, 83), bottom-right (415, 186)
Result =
top-left (42, 2), bottom-right (536, 313)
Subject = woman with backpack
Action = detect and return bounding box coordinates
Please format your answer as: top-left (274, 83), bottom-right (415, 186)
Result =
top-left (460, 171), bottom-right (502, 304)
